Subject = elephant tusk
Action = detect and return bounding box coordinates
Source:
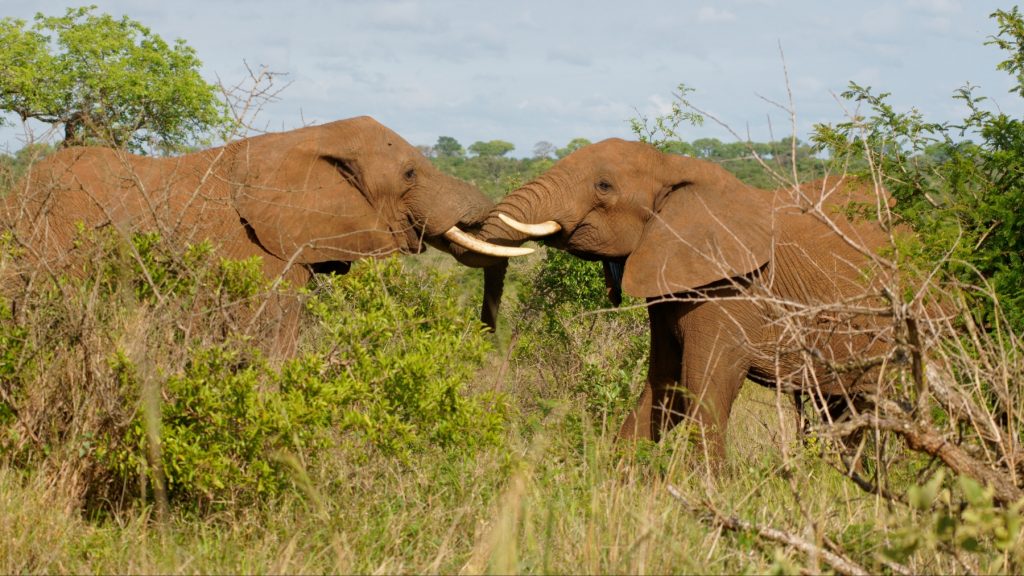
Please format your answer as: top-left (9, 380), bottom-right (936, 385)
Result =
top-left (497, 213), bottom-right (562, 237)
top-left (444, 226), bottom-right (534, 257)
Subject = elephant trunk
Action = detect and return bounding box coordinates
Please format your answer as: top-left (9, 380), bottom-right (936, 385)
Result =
top-left (407, 171), bottom-right (524, 331)
top-left (414, 173), bottom-right (494, 239)
top-left (452, 179), bottom-right (565, 268)
top-left (436, 176), bottom-right (565, 331)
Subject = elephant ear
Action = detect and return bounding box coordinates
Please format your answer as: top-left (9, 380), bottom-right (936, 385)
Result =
top-left (230, 124), bottom-right (399, 264)
top-left (622, 179), bottom-right (773, 298)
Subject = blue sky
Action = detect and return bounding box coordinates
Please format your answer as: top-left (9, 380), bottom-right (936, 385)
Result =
top-left (1, 0), bottom-right (1021, 156)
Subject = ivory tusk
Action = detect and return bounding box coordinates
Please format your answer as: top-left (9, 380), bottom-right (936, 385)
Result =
top-left (497, 213), bottom-right (562, 237)
top-left (444, 226), bottom-right (534, 257)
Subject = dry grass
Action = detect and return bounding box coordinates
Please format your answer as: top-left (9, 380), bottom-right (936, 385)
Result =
top-left (1, 106), bottom-right (1022, 574)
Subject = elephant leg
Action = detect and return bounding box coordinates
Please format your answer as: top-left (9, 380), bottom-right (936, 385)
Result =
top-left (480, 262), bottom-right (507, 332)
top-left (678, 305), bottom-right (750, 462)
top-left (618, 302), bottom-right (683, 442)
top-left (243, 261), bottom-right (310, 358)
top-left (618, 381), bottom-right (654, 440)
top-left (268, 292), bottom-right (302, 357)
top-left (681, 346), bottom-right (746, 462)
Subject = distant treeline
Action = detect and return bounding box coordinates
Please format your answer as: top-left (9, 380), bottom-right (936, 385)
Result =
top-left (2, 135), bottom-right (835, 200)
top-left (419, 135), bottom-right (831, 197)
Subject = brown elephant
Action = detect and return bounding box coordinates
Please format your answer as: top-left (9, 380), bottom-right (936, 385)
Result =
top-left (4, 116), bottom-right (526, 333)
top-left (470, 139), bottom-right (903, 462)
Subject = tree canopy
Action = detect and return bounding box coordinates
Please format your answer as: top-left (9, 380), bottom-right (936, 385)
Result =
top-left (468, 139), bottom-right (515, 158)
top-left (0, 6), bottom-right (230, 154)
top-left (556, 137), bottom-right (592, 159)
top-left (433, 136), bottom-right (465, 158)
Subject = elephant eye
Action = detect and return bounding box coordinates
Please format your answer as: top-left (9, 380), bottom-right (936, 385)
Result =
top-left (403, 168), bottom-right (416, 181)
top-left (596, 179), bottom-right (613, 193)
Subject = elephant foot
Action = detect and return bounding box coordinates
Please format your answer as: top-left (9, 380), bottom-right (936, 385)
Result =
top-left (617, 410), bottom-right (651, 441)
top-left (617, 382), bottom-right (655, 441)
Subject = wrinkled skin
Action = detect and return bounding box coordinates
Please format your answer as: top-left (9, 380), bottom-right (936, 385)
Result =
top-left (5, 116), bottom-right (507, 332)
top-left (473, 139), bottom-right (899, 462)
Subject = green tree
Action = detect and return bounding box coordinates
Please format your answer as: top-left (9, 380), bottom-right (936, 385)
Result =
top-left (0, 142), bottom-right (55, 192)
top-left (532, 140), bottom-right (556, 159)
top-left (661, 141), bottom-right (695, 156)
top-left (434, 135), bottom-right (465, 158)
top-left (811, 7), bottom-right (1024, 333)
top-left (556, 137), bottom-right (592, 159)
top-left (0, 6), bottom-right (230, 153)
top-left (691, 137), bottom-right (724, 159)
top-left (468, 139), bottom-right (515, 158)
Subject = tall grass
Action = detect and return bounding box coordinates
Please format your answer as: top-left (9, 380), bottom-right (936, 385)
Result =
top-left (0, 214), bottom-right (1020, 573)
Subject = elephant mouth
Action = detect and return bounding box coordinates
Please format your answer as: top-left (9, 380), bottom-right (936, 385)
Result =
top-left (309, 261), bottom-right (352, 275)
top-left (400, 222), bottom-right (428, 255)
top-left (404, 216), bottom-right (532, 258)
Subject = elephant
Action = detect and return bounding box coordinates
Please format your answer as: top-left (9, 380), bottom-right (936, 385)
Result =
top-left (3, 116), bottom-right (526, 338)
top-left (469, 138), bottom-right (904, 462)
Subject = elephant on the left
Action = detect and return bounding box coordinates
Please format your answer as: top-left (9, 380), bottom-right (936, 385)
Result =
top-left (3, 115), bottom-right (526, 333)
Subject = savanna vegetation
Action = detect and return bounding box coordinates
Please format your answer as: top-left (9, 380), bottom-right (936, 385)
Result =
top-left (1, 5), bottom-right (1023, 574)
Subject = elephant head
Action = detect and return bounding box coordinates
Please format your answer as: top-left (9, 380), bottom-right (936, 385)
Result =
top-left (473, 138), bottom-right (773, 298)
top-left (227, 116), bottom-right (528, 269)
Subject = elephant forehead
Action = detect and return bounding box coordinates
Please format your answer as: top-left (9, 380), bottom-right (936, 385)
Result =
top-left (559, 144), bottom-right (663, 184)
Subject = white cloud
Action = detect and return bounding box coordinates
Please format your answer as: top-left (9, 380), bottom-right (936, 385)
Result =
top-left (849, 66), bottom-right (884, 88)
top-left (546, 47), bottom-right (593, 67)
top-left (367, 1), bottom-right (427, 31)
top-left (793, 75), bottom-right (825, 96)
top-left (907, 0), bottom-right (962, 31)
top-left (645, 94), bottom-right (676, 117)
top-left (697, 6), bottom-right (737, 23)
top-left (922, 16), bottom-right (953, 32)
top-left (907, 0), bottom-right (962, 14)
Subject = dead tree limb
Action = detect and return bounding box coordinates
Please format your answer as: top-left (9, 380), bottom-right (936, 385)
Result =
top-left (827, 397), bottom-right (1024, 507)
top-left (665, 484), bottom-right (889, 576)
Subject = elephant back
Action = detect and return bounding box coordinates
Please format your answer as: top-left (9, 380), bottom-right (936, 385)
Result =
top-left (758, 176), bottom-right (900, 395)
top-left (4, 146), bottom-right (256, 272)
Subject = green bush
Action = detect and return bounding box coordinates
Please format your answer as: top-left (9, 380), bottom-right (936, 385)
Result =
top-left (304, 258), bottom-right (506, 456)
top-left (103, 347), bottom-right (337, 508)
top-left (0, 229), bottom-right (507, 513)
top-left (510, 250), bottom-right (648, 421)
top-left (886, 471), bottom-right (1024, 573)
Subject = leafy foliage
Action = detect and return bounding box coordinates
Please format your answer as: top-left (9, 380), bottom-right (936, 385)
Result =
top-left (510, 250), bottom-right (648, 420)
top-left (812, 8), bottom-right (1024, 334)
top-left (104, 346), bottom-right (336, 508)
top-left (555, 137), bottom-right (592, 159)
top-left (303, 258), bottom-right (505, 455)
top-left (468, 139), bottom-right (515, 158)
top-left (886, 471), bottom-right (1024, 573)
top-left (0, 143), bottom-right (55, 193)
top-left (0, 229), bottom-right (505, 512)
top-left (430, 142), bottom-right (553, 199)
top-left (433, 135), bottom-right (465, 158)
top-left (0, 6), bottom-right (231, 153)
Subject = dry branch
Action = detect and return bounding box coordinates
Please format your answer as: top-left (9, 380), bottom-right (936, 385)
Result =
top-left (827, 397), bottom-right (1023, 507)
top-left (665, 484), bottom-right (883, 576)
